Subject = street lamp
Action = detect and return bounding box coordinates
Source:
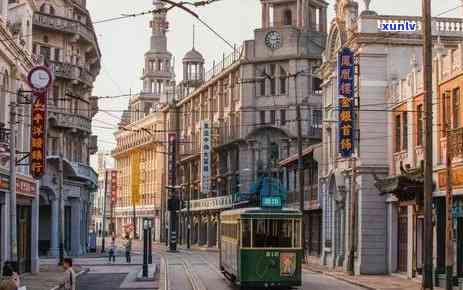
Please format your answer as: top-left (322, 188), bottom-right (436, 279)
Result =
top-left (166, 185), bottom-right (182, 252)
top-left (142, 220), bottom-right (149, 278)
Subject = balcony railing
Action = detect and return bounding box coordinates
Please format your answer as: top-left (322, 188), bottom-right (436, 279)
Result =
top-left (33, 12), bottom-right (98, 51)
top-left (49, 60), bottom-right (94, 86)
top-left (48, 109), bottom-right (92, 133)
top-left (72, 162), bottom-right (98, 187)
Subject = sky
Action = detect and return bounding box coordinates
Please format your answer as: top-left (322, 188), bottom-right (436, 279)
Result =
top-left (88, 0), bottom-right (458, 156)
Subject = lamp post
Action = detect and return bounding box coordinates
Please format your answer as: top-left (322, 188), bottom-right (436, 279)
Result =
top-left (148, 219), bottom-right (153, 264)
top-left (166, 185), bottom-right (182, 252)
top-left (142, 220), bottom-right (148, 278)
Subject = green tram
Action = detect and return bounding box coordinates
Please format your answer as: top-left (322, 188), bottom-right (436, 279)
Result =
top-left (219, 207), bottom-right (303, 289)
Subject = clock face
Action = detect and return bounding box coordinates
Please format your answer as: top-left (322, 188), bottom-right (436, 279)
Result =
top-left (28, 67), bottom-right (52, 90)
top-left (265, 31), bottom-right (282, 49)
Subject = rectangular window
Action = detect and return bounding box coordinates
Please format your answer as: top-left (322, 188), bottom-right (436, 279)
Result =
top-left (280, 109), bottom-right (286, 126)
top-left (312, 110), bottom-right (322, 128)
top-left (270, 64), bottom-right (276, 95)
top-left (54, 48), bottom-right (61, 61)
top-left (241, 219), bottom-right (251, 247)
top-left (252, 219), bottom-right (293, 248)
top-left (443, 91), bottom-right (451, 131)
top-left (453, 87), bottom-right (461, 128)
top-left (395, 115), bottom-right (401, 152)
top-left (313, 77), bottom-right (323, 95)
top-left (402, 112), bottom-right (408, 150)
top-left (417, 104), bottom-right (424, 146)
top-left (260, 111), bottom-right (266, 125)
top-left (270, 110), bottom-right (276, 125)
top-left (280, 67), bottom-right (286, 94)
top-left (52, 85), bottom-right (59, 106)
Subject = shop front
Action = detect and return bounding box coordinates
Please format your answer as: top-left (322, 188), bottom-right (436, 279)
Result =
top-left (0, 172), bottom-right (38, 273)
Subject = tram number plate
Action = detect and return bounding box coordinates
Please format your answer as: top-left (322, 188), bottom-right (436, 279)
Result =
top-left (266, 251), bottom-right (279, 258)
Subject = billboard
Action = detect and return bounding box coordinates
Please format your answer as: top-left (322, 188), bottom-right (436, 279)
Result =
top-left (338, 47), bottom-right (355, 158)
top-left (201, 121), bottom-right (211, 195)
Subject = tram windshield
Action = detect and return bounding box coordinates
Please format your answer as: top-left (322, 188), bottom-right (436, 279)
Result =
top-left (241, 218), bottom-right (301, 248)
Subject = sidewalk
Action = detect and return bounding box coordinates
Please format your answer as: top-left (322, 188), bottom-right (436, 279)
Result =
top-left (303, 263), bottom-right (445, 290)
top-left (20, 264), bottom-right (87, 290)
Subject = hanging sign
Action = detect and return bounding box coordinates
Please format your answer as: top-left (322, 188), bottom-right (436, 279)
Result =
top-left (110, 170), bottom-right (117, 203)
top-left (27, 66), bottom-right (52, 179)
top-left (201, 121), bottom-right (211, 195)
top-left (338, 48), bottom-right (355, 158)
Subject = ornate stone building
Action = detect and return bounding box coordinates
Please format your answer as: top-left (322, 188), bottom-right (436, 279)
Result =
top-left (319, 0), bottom-right (463, 276)
top-left (168, 0), bottom-right (327, 249)
top-left (33, 0), bottom-right (101, 257)
top-left (0, 0), bottom-right (39, 274)
top-left (111, 0), bottom-right (173, 241)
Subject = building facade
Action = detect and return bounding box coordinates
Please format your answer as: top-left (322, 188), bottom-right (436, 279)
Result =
top-left (33, 0), bottom-right (101, 257)
top-left (111, 0), bottom-right (173, 241)
top-left (0, 0), bottom-right (40, 274)
top-left (168, 0), bottom-right (327, 249)
top-left (376, 42), bottom-right (463, 287)
top-left (320, 0), bottom-right (463, 275)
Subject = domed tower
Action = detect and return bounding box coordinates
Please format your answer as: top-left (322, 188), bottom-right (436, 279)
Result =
top-left (141, 0), bottom-right (175, 103)
top-left (179, 29), bottom-right (204, 98)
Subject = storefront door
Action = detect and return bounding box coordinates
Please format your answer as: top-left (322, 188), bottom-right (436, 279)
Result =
top-left (457, 217), bottom-right (463, 277)
top-left (17, 205), bottom-right (31, 273)
top-left (398, 207), bottom-right (408, 273)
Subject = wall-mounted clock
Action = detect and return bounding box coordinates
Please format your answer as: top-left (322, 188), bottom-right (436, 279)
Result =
top-left (265, 31), bottom-right (282, 49)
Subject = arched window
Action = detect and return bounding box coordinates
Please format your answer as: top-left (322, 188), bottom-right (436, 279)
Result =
top-left (284, 9), bottom-right (292, 25)
top-left (40, 4), bottom-right (46, 13)
top-left (49, 5), bottom-right (55, 15)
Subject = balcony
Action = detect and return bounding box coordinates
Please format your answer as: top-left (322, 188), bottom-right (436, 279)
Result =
top-left (48, 109), bottom-right (92, 133)
top-left (72, 162), bottom-right (98, 189)
top-left (32, 12), bottom-right (99, 55)
top-left (49, 60), bottom-right (94, 86)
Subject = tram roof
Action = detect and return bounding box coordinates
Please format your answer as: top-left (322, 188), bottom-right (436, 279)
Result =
top-left (220, 207), bottom-right (302, 218)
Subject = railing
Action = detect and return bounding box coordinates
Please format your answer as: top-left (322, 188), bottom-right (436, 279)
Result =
top-left (48, 109), bottom-right (92, 133)
top-left (33, 12), bottom-right (98, 48)
top-left (204, 45), bottom-right (243, 82)
top-left (370, 15), bottom-right (463, 36)
top-left (449, 127), bottom-right (463, 158)
top-left (185, 195), bottom-right (233, 211)
top-left (49, 60), bottom-right (94, 86)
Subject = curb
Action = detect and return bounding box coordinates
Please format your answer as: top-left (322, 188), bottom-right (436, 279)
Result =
top-left (303, 266), bottom-right (376, 290)
top-left (49, 268), bottom-right (90, 290)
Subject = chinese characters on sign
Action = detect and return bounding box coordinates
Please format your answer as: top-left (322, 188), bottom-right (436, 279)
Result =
top-left (201, 121), bottom-right (211, 195)
top-left (338, 48), bottom-right (355, 158)
top-left (30, 93), bottom-right (47, 179)
top-left (167, 133), bottom-right (177, 191)
top-left (110, 171), bottom-right (117, 203)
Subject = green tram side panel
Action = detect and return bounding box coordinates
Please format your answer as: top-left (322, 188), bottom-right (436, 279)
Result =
top-left (239, 249), bottom-right (302, 285)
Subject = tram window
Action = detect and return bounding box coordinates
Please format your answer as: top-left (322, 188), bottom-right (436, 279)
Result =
top-left (252, 219), bottom-right (293, 248)
top-left (294, 219), bottom-right (301, 248)
top-left (241, 220), bottom-right (251, 247)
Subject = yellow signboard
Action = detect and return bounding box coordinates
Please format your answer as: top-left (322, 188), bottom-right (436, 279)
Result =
top-left (131, 150), bottom-right (141, 205)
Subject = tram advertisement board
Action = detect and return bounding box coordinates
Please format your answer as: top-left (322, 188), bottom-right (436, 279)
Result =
top-left (280, 252), bottom-right (296, 277)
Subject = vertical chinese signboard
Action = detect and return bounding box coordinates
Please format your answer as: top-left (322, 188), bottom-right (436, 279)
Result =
top-left (110, 171), bottom-right (117, 203)
top-left (28, 66), bottom-right (52, 179)
top-left (131, 150), bottom-right (141, 205)
top-left (201, 121), bottom-right (211, 195)
top-left (167, 133), bottom-right (177, 189)
top-left (338, 48), bottom-right (355, 158)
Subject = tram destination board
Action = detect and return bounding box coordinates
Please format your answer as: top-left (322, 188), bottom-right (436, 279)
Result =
top-left (262, 195), bottom-right (282, 208)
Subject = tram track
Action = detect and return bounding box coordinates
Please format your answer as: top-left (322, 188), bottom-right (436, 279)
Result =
top-left (161, 250), bottom-right (207, 290)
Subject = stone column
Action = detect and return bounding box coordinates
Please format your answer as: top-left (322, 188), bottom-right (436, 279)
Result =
top-left (30, 185), bottom-right (40, 273)
top-left (49, 196), bottom-right (59, 257)
top-left (206, 216), bottom-right (213, 247)
top-left (320, 7), bottom-right (328, 33)
top-left (0, 194), bottom-right (10, 264)
top-left (261, 2), bottom-right (268, 28)
top-left (70, 198), bottom-right (82, 256)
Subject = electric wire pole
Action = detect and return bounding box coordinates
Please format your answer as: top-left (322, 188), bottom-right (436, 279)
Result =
top-left (422, 0), bottom-right (434, 288)
top-left (101, 169), bottom-right (108, 253)
top-left (9, 95), bottom-right (17, 264)
top-left (58, 131), bottom-right (65, 265)
top-left (445, 126), bottom-right (454, 290)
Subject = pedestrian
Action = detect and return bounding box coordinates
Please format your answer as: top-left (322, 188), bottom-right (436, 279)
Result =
top-left (0, 278), bottom-right (18, 290)
top-left (108, 237), bottom-right (116, 263)
top-left (124, 235), bottom-right (132, 263)
top-left (1, 262), bottom-right (20, 290)
top-left (60, 258), bottom-right (76, 290)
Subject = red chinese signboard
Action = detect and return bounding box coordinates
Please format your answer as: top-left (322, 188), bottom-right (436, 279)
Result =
top-left (0, 173), bottom-right (36, 196)
top-left (110, 171), bottom-right (117, 203)
top-left (30, 93), bottom-right (47, 179)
